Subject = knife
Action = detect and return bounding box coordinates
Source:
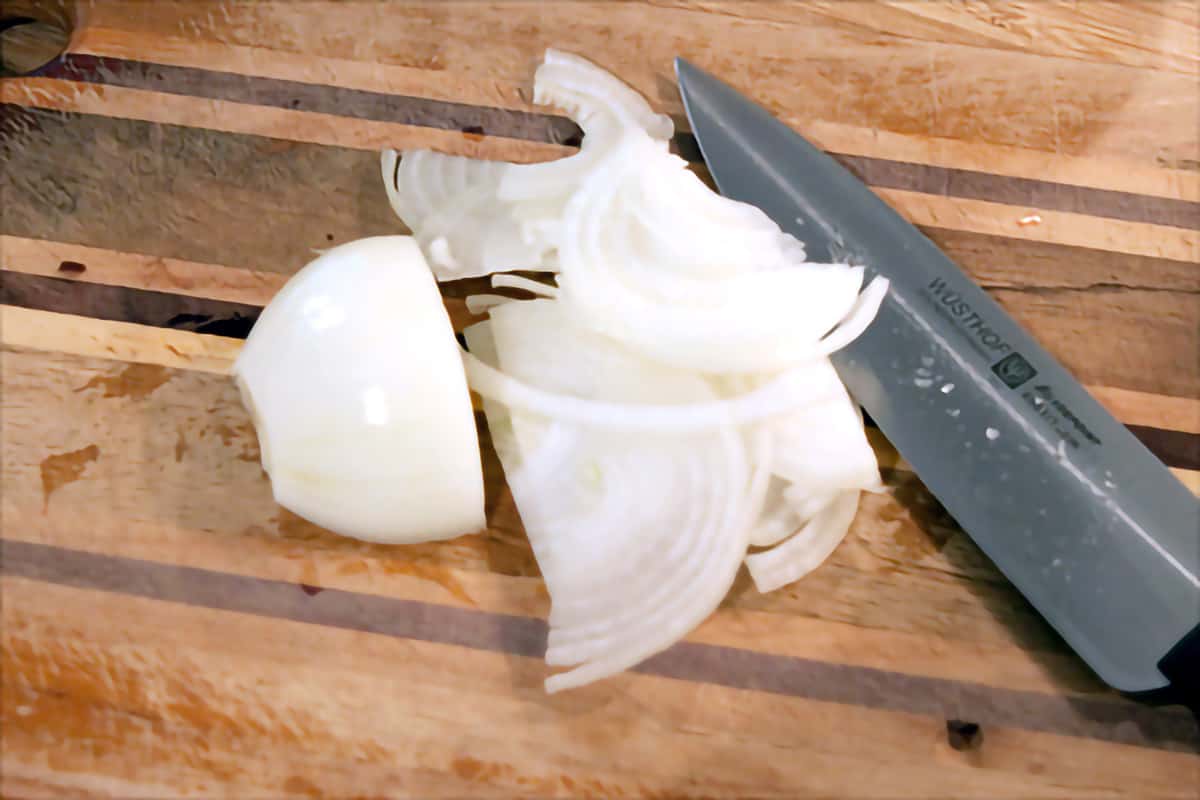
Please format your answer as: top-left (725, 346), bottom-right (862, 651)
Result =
top-left (676, 58), bottom-right (1199, 700)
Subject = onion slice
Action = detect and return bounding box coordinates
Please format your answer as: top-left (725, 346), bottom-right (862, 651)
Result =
top-left (464, 304), bottom-right (752, 692)
top-left (745, 490), bottom-right (863, 593)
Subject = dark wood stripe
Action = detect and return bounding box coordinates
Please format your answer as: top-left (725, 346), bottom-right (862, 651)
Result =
top-left (5, 267), bottom-right (1198, 472)
top-left (831, 154), bottom-right (1199, 230)
top-left (28, 53), bottom-right (1200, 229)
top-left (2, 539), bottom-right (1196, 753)
top-left (1129, 425), bottom-right (1200, 473)
top-left (37, 53), bottom-right (585, 146)
top-left (920, 227), bottom-right (1200, 293)
top-left (0, 270), bottom-right (260, 337)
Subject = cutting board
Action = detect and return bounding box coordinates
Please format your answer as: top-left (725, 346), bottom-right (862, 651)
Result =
top-left (2, 2), bottom-right (1198, 797)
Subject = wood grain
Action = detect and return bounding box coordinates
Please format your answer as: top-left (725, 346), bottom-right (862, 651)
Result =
top-left (69, 24), bottom-right (1200, 200)
top-left (77, 1), bottom-right (1200, 169)
top-left (12, 54), bottom-right (1200, 229)
top-left (1, 344), bottom-right (1196, 748)
top-left (3, 105), bottom-right (1195, 397)
top-left (2, 2), bottom-right (1198, 796)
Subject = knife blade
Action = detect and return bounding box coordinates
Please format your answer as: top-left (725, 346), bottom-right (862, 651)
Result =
top-left (676, 58), bottom-right (1199, 697)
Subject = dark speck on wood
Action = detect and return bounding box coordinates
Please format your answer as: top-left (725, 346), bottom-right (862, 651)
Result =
top-left (946, 719), bottom-right (983, 751)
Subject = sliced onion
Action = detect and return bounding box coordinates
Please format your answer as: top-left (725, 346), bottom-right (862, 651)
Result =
top-left (374, 49), bottom-right (892, 692)
top-left (745, 490), bottom-right (862, 593)
top-left (490, 273), bottom-right (559, 297)
top-left (381, 149), bottom-right (558, 279)
top-left (464, 294), bottom-right (516, 314)
top-left (466, 303), bottom-right (752, 692)
top-left (535, 49), bottom-right (673, 142)
top-left (382, 51), bottom-right (673, 280)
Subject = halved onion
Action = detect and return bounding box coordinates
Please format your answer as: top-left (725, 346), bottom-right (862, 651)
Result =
top-left (234, 236), bottom-right (485, 543)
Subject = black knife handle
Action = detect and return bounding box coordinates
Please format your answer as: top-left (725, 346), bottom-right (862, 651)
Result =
top-left (1158, 623), bottom-right (1200, 711)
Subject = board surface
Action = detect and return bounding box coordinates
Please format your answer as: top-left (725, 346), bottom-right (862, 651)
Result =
top-left (2, 2), bottom-right (1198, 797)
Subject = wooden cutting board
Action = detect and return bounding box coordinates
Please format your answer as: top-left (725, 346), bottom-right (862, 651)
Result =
top-left (2, 2), bottom-right (1198, 797)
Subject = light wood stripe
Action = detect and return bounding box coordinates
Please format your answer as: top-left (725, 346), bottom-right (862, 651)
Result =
top-left (72, 25), bottom-right (541, 114)
top-left (1089, 385), bottom-right (1200, 435)
top-left (795, 0), bottom-right (1200, 76)
top-left (0, 235), bottom-right (290, 305)
top-left (0, 305), bottom-right (240, 374)
top-left (1172, 468), bottom-right (1200, 494)
top-left (71, 25), bottom-right (1200, 202)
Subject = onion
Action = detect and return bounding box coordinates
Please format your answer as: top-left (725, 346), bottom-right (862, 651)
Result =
top-left (464, 307), bottom-right (752, 692)
top-left (381, 150), bottom-right (557, 280)
top-left (234, 236), bottom-right (485, 543)
top-left (382, 52), bottom-right (673, 281)
top-left (370, 50), bottom-right (890, 691)
top-left (745, 490), bottom-right (863, 593)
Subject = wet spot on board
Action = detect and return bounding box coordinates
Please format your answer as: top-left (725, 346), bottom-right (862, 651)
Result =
top-left (165, 343), bottom-right (191, 360)
top-left (282, 775), bottom-right (322, 797)
top-left (205, 422), bottom-right (259, 462)
top-left (57, 260), bottom-right (86, 274)
top-left (946, 719), bottom-right (983, 751)
top-left (174, 427), bottom-right (188, 462)
top-left (882, 473), bottom-right (957, 561)
top-left (383, 558), bottom-right (475, 607)
top-left (40, 444), bottom-right (99, 510)
top-left (452, 756), bottom-right (488, 781)
top-left (451, 757), bottom-right (558, 793)
top-left (273, 509), bottom-right (475, 606)
top-left (211, 423), bottom-right (238, 447)
top-left (74, 363), bottom-right (171, 401)
top-left (483, 530), bottom-right (540, 578)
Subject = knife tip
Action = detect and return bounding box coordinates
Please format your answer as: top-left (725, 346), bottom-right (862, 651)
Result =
top-left (673, 56), bottom-right (694, 82)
